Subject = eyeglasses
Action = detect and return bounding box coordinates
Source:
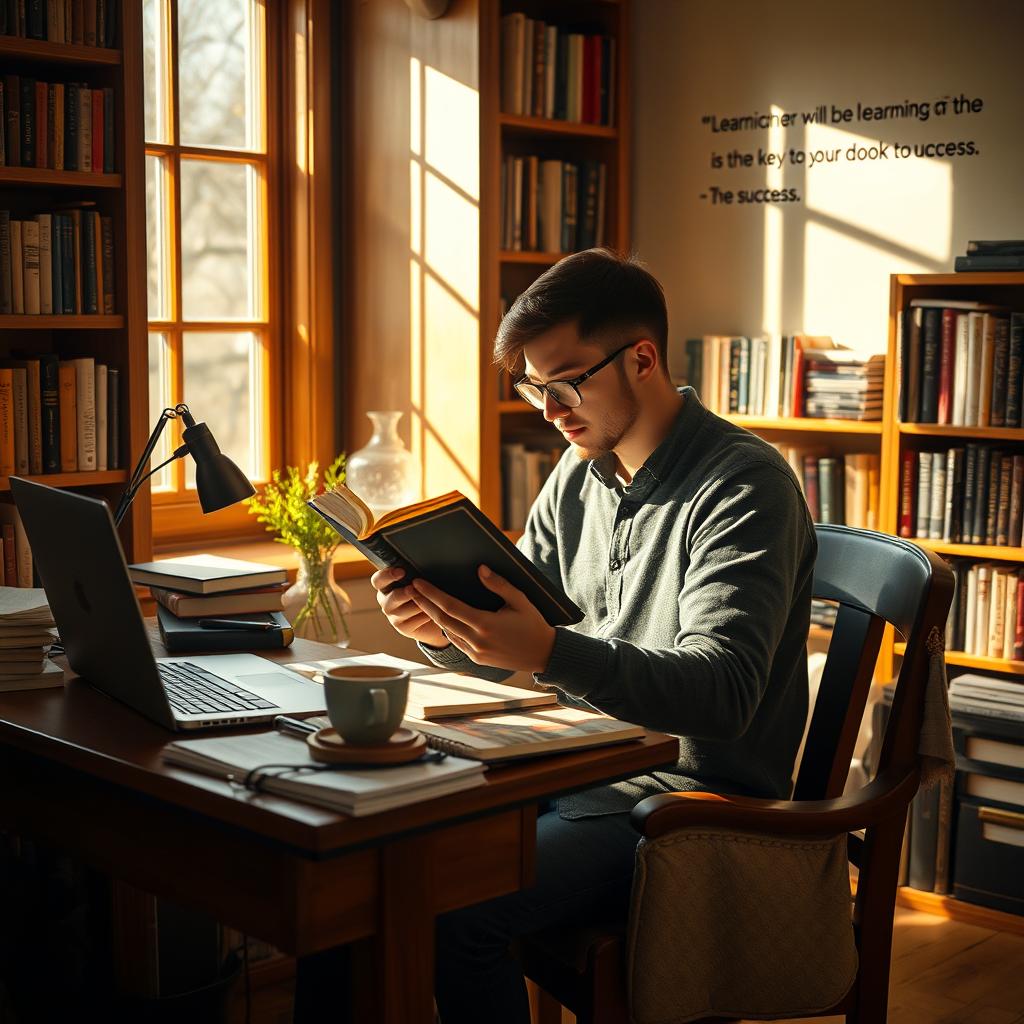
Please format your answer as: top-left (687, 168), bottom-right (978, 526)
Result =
top-left (514, 342), bottom-right (635, 410)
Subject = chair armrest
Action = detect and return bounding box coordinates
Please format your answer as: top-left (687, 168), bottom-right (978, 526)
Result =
top-left (631, 768), bottom-right (920, 840)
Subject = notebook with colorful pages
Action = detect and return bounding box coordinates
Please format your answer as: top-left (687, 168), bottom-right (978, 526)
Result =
top-left (284, 654), bottom-right (559, 720)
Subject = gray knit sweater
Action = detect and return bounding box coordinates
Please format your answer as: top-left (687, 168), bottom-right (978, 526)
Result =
top-left (421, 388), bottom-right (817, 817)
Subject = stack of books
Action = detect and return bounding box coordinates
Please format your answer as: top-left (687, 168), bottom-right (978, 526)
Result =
top-left (802, 349), bottom-right (884, 421)
top-left (954, 240), bottom-right (1024, 273)
top-left (127, 554), bottom-right (292, 653)
top-left (949, 673), bottom-right (1024, 722)
top-left (0, 587), bottom-right (62, 692)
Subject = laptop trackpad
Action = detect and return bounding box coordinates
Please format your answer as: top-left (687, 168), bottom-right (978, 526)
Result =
top-left (235, 672), bottom-right (316, 697)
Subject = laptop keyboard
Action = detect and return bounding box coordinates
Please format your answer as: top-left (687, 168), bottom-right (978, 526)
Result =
top-left (158, 661), bottom-right (278, 717)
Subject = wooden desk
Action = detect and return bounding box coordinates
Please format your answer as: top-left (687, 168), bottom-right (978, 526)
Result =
top-left (0, 635), bottom-right (677, 1022)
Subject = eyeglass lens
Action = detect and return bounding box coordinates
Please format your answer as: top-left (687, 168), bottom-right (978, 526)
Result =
top-left (516, 381), bottom-right (581, 409)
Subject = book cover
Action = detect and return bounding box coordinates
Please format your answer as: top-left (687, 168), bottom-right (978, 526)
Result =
top-left (57, 360), bottom-right (77, 470)
top-left (71, 356), bottom-right (95, 470)
top-left (10, 367), bottom-right (27, 475)
top-left (961, 443), bottom-right (978, 544)
top-left (0, 211), bottom-right (10, 314)
top-left (9, 220), bottom-right (22, 314)
top-left (990, 315), bottom-right (1010, 427)
top-left (106, 364), bottom-right (118, 469)
top-left (12, 359), bottom-right (42, 474)
top-left (0, 369), bottom-right (13, 476)
top-left (150, 582), bottom-right (287, 618)
top-left (309, 485), bottom-right (583, 628)
top-left (129, 553), bottom-right (289, 595)
top-left (39, 353), bottom-right (60, 472)
top-left (36, 213), bottom-right (51, 315)
top-left (93, 362), bottom-right (106, 471)
top-left (157, 605), bottom-right (294, 654)
top-left (4, 74), bottom-right (20, 169)
top-left (1006, 313), bottom-right (1024, 428)
top-left (20, 217), bottom-right (39, 315)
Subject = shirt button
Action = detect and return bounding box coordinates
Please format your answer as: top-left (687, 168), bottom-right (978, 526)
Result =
top-left (610, 559), bottom-right (621, 571)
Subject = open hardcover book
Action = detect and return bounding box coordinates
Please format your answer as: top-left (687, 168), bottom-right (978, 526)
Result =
top-left (308, 483), bottom-right (582, 627)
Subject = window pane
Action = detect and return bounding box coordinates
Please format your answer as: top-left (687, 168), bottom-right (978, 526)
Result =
top-left (143, 0), bottom-right (170, 144)
top-left (182, 331), bottom-right (263, 487)
top-left (180, 160), bottom-right (261, 321)
top-left (145, 155), bottom-right (171, 320)
top-left (148, 333), bottom-right (174, 490)
top-left (177, 0), bottom-right (263, 151)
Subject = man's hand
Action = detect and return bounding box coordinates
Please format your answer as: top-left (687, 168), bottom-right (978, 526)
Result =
top-left (370, 567), bottom-right (449, 649)
top-left (409, 565), bottom-right (556, 673)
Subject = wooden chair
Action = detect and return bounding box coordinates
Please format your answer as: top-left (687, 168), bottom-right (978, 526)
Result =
top-left (521, 524), bottom-right (955, 1024)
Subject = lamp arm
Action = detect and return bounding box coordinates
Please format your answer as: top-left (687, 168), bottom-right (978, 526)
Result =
top-left (114, 406), bottom-right (187, 527)
top-left (115, 446), bottom-right (189, 526)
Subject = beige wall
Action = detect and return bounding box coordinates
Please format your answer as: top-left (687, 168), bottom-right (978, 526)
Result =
top-left (632, 0), bottom-right (1024, 363)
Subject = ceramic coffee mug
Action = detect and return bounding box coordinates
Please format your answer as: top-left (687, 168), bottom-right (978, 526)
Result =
top-left (323, 665), bottom-right (410, 745)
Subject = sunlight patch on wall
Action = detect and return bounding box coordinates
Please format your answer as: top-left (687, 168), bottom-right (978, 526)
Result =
top-left (761, 104), bottom-right (785, 338)
top-left (424, 65), bottom-right (479, 200)
top-left (425, 169), bottom-right (479, 311)
top-left (804, 123), bottom-right (952, 263)
top-left (803, 220), bottom-right (931, 352)
top-left (423, 272), bottom-right (480, 498)
top-left (410, 57), bottom-right (422, 157)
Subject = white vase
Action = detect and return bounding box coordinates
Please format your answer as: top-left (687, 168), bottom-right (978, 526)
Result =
top-left (282, 553), bottom-right (351, 647)
top-left (345, 410), bottom-right (421, 518)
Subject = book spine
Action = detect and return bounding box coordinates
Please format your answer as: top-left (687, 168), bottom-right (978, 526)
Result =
top-left (1007, 313), bottom-right (1024, 428)
top-left (106, 364), bottom-right (118, 469)
top-left (102, 87), bottom-right (113, 172)
top-left (990, 315), bottom-right (1010, 427)
top-left (77, 85), bottom-right (91, 172)
top-left (4, 74), bottom-right (20, 169)
top-left (915, 451), bottom-right (931, 537)
top-left (90, 81), bottom-right (103, 172)
top-left (36, 213), bottom-right (52, 315)
top-left (941, 448), bottom-right (960, 542)
top-left (0, 368), bottom-right (13, 476)
top-left (937, 308), bottom-right (956, 424)
top-left (61, 214), bottom-right (75, 313)
top-left (19, 76), bottom-right (34, 167)
top-left (72, 356), bottom-right (96, 470)
top-left (46, 81), bottom-right (56, 167)
top-left (1, 524), bottom-right (15, 586)
top-left (20, 217), bottom-right (39, 315)
top-left (94, 362), bottom-right (106, 471)
top-left (64, 81), bottom-right (77, 172)
top-left (927, 450), bottom-right (946, 540)
top-left (10, 220), bottom-right (22, 314)
top-left (1015, 576), bottom-right (1024, 661)
top-left (960, 443), bottom-right (978, 544)
top-left (53, 82), bottom-right (64, 169)
top-left (33, 78), bottom-right (46, 168)
top-left (919, 307), bottom-right (941, 422)
top-left (57, 360), bottom-right (77, 471)
top-left (802, 455), bottom-right (820, 522)
top-left (978, 313), bottom-right (997, 427)
top-left (51, 211), bottom-right (62, 314)
top-left (971, 445), bottom-right (991, 544)
top-left (11, 367), bottom-right (28, 475)
top-left (81, 205), bottom-right (97, 313)
top-left (22, 359), bottom-right (41, 475)
top-left (0, 211), bottom-right (10, 314)
top-left (995, 453), bottom-right (1013, 547)
top-left (984, 450), bottom-right (1001, 546)
top-left (1010, 455), bottom-right (1024, 549)
top-left (39, 353), bottom-right (60, 472)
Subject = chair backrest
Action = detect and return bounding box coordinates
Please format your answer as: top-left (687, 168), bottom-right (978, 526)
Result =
top-left (795, 525), bottom-right (954, 802)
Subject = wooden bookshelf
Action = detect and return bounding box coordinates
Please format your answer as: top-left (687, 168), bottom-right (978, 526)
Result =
top-left (0, 2), bottom-right (150, 561)
top-left (483, 0), bottom-right (631, 527)
top-left (730, 415), bottom-right (883, 436)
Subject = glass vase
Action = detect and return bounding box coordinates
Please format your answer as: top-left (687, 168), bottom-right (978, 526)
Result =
top-left (345, 411), bottom-right (421, 519)
top-left (282, 553), bottom-right (351, 647)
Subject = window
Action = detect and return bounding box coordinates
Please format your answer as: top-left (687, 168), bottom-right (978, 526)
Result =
top-left (143, 0), bottom-right (276, 543)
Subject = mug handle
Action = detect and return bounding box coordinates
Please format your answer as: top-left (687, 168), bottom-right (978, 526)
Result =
top-left (364, 687), bottom-right (389, 726)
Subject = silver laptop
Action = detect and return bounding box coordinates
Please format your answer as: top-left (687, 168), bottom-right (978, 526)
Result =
top-left (11, 477), bottom-right (326, 730)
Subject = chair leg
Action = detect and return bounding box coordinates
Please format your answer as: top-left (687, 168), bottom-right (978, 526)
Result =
top-left (528, 980), bottom-right (564, 1024)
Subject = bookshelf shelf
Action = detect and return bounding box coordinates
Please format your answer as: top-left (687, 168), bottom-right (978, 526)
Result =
top-left (0, 36), bottom-right (121, 66)
top-left (0, 315), bottom-right (125, 329)
top-left (0, 470), bottom-right (128, 491)
top-left (730, 415), bottom-right (883, 436)
top-left (896, 887), bottom-right (1024, 938)
top-left (898, 423), bottom-right (1024, 441)
top-left (893, 642), bottom-right (1024, 675)
top-left (0, 168), bottom-right (123, 189)
top-left (910, 538), bottom-right (1024, 563)
top-left (894, 271), bottom-right (1024, 289)
top-left (499, 113), bottom-right (618, 139)
top-left (500, 251), bottom-right (563, 266)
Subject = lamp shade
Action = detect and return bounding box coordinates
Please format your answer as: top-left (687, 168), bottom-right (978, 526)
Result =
top-left (181, 416), bottom-right (255, 513)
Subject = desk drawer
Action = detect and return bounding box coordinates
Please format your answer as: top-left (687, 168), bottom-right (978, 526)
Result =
top-left (952, 801), bottom-right (1024, 916)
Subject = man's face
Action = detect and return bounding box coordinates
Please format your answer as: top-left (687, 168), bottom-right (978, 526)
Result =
top-left (521, 322), bottom-right (640, 461)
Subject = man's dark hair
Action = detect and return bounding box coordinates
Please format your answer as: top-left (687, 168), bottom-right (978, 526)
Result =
top-left (493, 248), bottom-right (669, 374)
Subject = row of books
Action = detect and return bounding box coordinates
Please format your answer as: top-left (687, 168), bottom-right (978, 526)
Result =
top-left (3, 354), bottom-right (120, 474)
top-left (501, 441), bottom-right (563, 531)
top-left (945, 559), bottom-right (1024, 661)
top-left (899, 302), bottom-right (1024, 427)
top-left (899, 446), bottom-right (1024, 547)
top-left (677, 335), bottom-right (887, 421)
top-left (954, 239), bottom-right (1024, 274)
top-left (500, 13), bottom-right (615, 126)
top-left (0, 0), bottom-right (117, 47)
top-left (0, 209), bottom-right (115, 315)
top-left (2, 76), bottom-right (115, 173)
top-left (501, 156), bottom-right (606, 254)
top-left (772, 446), bottom-right (880, 529)
top-left (948, 672), bottom-right (1024, 722)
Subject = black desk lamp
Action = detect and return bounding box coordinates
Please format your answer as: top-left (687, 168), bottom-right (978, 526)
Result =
top-left (113, 403), bottom-right (255, 527)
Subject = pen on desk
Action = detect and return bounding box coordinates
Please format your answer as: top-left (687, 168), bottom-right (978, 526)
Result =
top-left (198, 618), bottom-right (282, 631)
top-left (273, 715), bottom-right (319, 738)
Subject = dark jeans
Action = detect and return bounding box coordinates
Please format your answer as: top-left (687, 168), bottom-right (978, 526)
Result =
top-left (434, 808), bottom-right (640, 1024)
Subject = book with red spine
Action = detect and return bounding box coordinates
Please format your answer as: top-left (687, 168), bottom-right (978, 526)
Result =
top-left (899, 448), bottom-right (916, 537)
top-left (937, 308), bottom-right (957, 424)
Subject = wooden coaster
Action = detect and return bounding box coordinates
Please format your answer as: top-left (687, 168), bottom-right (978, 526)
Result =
top-left (307, 726), bottom-right (427, 765)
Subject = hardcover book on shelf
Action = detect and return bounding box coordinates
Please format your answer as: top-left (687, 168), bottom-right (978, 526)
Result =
top-left (309, 483), bottom-right (583, 628)
top-left (128, 554), bottom-right (289, 595)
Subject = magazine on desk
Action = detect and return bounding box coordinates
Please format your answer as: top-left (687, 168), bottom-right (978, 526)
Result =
top-left (163, 730), bottom-right (486, 816)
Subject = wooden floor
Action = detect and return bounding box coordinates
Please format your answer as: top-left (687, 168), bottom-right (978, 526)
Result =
top-left (231, 904), bottom-right (1024, 1024)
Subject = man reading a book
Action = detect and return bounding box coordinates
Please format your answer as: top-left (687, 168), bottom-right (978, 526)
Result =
top-left (370, 248), bottom-right (817, 1024)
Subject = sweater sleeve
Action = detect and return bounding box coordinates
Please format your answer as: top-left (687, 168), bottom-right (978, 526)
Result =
top-left (534, 462), bottom-right (814, 740)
